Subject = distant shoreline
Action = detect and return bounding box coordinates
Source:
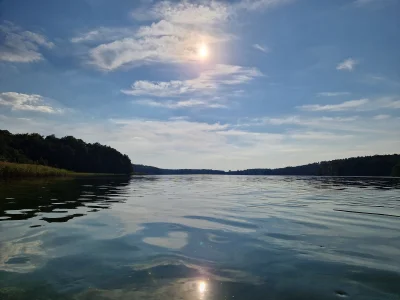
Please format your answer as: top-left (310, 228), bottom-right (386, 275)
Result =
top-left (133, 154), bottom-right (400, 177)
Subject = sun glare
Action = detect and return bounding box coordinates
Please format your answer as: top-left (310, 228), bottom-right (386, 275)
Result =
top-left (198, 44), bottom-right (208, 59)
top-left (198, 281), bottom-right (207, 293)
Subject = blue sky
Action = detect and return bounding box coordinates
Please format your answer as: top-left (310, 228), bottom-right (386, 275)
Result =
top-left (0, 0), bottom-right (399, 170)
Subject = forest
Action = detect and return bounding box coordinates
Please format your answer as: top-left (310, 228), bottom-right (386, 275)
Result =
top-left (0, 130), bottom-right (132, 174)
top-left (134, 154), bottom-right (400, 177)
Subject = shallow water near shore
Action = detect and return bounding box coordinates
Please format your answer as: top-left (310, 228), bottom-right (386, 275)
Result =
top-left (1, 175), bottom-right (400, 299)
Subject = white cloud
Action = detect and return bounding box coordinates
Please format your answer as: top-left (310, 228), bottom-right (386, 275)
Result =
top-left (0, 21), bottom-right (54, 63)
top-left (252, 44), bottom-right (269, 53)
top-left (122, 64), bottom-right (262, 97)
top-left (299, 99), bottom-right (369, 112)
top-left (0, 92), bottom-right (62, 114)
top-left (79, 0), bottom-right (298, 70)
top-left (317, 92), bottom-right (351, 97)
top-left (86, 1), bottom-right (231, 70)
top-left (336, 58), bottom-right (357, 71)
top-left (88, 21), bottom-right (228, 70)
top-left (135, 99), bottom-right (227, 109)
top-left (144, 1), bottom-right (230, 25)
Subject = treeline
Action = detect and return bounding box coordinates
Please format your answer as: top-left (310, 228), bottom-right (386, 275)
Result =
top-left (133, 164), bottom-right (225, 175)
top-left (317, 155), bottom-right (400, 177)
top-left (134, 154), bottom-right (400, 177)
top-left (229, 163), bottom-right (319, 176)
top-left (0, 130), bottom-right (132, 174)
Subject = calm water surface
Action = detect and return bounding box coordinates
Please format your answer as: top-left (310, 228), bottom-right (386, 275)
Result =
top-left (0, 176), bottom-right (399, 299)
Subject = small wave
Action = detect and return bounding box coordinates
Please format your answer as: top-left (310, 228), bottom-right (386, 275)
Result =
top-left (334, 209), bottom-right (400, 218)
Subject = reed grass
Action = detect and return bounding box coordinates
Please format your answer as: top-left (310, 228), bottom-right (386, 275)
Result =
top-left (0, 162), bottom-right (96, 178)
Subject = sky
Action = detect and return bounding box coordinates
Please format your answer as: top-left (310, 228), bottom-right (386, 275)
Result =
top-left (0, 0), bottom-right (399, 170)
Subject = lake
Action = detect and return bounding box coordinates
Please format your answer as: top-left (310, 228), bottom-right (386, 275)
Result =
top-left (0, 176), bottom-right (399, 299)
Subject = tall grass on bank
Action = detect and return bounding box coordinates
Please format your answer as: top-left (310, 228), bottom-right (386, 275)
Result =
top-left (0, 162), bottom-right (82, 178)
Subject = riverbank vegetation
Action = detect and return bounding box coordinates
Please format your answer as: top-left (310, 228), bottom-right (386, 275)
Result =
top-left (0, 130), bottom-right (132, 174)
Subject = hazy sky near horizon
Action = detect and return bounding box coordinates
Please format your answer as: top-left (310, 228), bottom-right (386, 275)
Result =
top-left (0, 0), bottom-right (399, 170)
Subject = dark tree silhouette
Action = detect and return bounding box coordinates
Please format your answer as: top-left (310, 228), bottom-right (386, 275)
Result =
top-left (392, 163), bottom-right (400, 177)
top-left (0, 130), bottom-right (132, 174)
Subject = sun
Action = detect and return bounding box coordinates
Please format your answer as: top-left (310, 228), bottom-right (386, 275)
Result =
top-left (198, 281), bottom-right (207, 293)
top-left (198, 44), bottom-right (208, 59)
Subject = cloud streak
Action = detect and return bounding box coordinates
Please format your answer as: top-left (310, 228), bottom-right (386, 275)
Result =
top-left (235, 0), bottom-right (295, 11)
top-left (0, 21), bottom-right (54, 63)
top-left (299, 99), bottom-right (369, 112)
top-left (71, 27), bottom-right (135, 43)
top-left (253, 44), bottom-right (269, 53)
top-left (298, 97), bottom-right (400, 112)
top-left (317, 92), bottom-right (351, 97)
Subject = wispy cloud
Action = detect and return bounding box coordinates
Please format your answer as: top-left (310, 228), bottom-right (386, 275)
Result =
top-left (258, 116), bottom-right (361, 129)
top-left (299, 96), bottom-right (400, 112)
top-left (136, 99), bottom-right (227, 109)
top-left (122, 64), bottom-right (262, 97)
top-left (298, 99), bottom-right (369, 112)
top-left (243, 114), bottom-right (399, 137)
top-left (253, 44), bottom-right (269, 53)
top-left (378, 96), bottom-right (400, 109)
top-left (354, 0), bottom-right (376, 5)
top-left (373, 114), bottom-right (390, 120)
top-left (0, 92), bottom-right (62, 113)
top-left (289, 131), bottom-right (354, 141)
top-left (235, 0), bottom-right (295, 11)
top-left (0, 21), bottom-right (54, 63)
top-left (363, 74), bottom-right (400, 87)
top-left (317, 92), bottom-right (351, 97)
top-left (71, 27), bottom-right (135, 43)
top-left (354, 0), bottom-right (394, 7)
top-left (336, 58), bottom-right (357, 71)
